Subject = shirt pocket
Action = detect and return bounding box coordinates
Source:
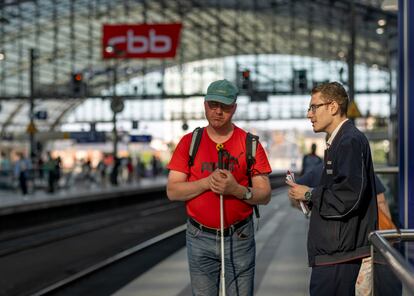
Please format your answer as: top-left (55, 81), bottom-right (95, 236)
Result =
top-left (313, 218), bottom-right (341, 255)
top-left (338, 216), bottom-right (358, 251)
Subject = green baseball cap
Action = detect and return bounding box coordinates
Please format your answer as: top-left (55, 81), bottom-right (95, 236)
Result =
top-left (205, 79), bottom-right (238, 105)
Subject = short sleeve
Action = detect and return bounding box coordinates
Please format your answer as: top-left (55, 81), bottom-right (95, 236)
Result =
top-left (251, 142), bottom-right (272, 176)
top-left (167, 133), bottom-right (192, 175)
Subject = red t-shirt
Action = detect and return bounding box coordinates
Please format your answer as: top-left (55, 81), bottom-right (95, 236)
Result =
top-left (167, 125), bottom-right (271, 228)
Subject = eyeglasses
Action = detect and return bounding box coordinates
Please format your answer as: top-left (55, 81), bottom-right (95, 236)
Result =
top-left (307, 102), bottom-right (331, 113)
top-left (206, 101), bottom-right (235, 112)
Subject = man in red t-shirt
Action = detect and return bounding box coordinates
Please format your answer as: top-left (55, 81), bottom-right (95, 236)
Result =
top-left (167, 79), bottom-right (271, 295)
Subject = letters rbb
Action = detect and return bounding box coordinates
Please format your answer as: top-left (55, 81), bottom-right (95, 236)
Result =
top-left (102, 23), bottom-right (182, 59)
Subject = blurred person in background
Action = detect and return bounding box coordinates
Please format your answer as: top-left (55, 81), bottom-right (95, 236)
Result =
top-left (126, 157), bottom-right (134, 183)
top-left (44, 152), bottom-right (57, 193)
top-left (97, 158), bottom-right (107, 186)
top-left (14, 152), bottom-right (31, 195)
top-left (135, 156), bottom-right (144, 182)
top-left (55, 156), bottom-right (62, 187)
top-left (151, 154), bottom-right (160, 178)
top-left (0, 151), bottom-right (11, 176)
top-left (301, 143), bottom-right (322, 175)
top-left (110, 157), bottom-right (120, 186)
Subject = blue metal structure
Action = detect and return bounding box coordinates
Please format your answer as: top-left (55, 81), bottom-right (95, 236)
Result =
top-left (399, 0), bottom-right (414, 228)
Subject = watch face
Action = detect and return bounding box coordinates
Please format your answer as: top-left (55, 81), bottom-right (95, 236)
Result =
top-left (305, 191), bottom-right (311, 201)
top-left (244, 188), bottom-right (252, 200)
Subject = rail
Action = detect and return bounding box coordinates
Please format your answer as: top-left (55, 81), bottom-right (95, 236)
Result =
top-left (374, 166), bottom-right (399, 174)
top-left (31, 224), bottom-right (187, 296)
top-left (369, 229), bottom-right (414, 295)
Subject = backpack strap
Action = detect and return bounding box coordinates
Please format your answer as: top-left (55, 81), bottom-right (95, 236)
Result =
top-left (188, 127), bottom-right (204, 167)
top-left (246, 132), bottom-right (260, 218)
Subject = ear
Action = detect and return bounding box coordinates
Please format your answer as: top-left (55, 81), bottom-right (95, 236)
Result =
top-left (330, 101), bottom-right (340, 115)
top-left (231, 103), bottom-right (238, 115)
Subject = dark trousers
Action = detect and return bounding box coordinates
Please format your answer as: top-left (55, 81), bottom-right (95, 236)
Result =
top-left (19, 172), bottom-right (28, 195)
top-left (310, 260), bottom-right (361, 296)
top-left (48, 171), bottom-right (56, 193)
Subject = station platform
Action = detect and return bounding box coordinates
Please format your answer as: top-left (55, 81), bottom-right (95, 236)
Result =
top-left (0, 177), bottom-right (167, 215)
top-left (113, 188), bottom-right (311, 296)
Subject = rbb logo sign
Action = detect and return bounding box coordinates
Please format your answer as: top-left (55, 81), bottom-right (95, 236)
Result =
top-left (102, 23), bottom-right (182, 59)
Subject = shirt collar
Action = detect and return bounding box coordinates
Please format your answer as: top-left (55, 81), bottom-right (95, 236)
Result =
top-left (326, 119), bottom-right (348, 148)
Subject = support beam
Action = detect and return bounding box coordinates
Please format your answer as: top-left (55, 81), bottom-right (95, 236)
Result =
top-left (398, 0), bottom-right (414, 228)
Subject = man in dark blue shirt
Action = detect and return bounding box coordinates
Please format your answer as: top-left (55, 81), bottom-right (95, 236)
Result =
top-left (286, 82), bottom-right (378, 296)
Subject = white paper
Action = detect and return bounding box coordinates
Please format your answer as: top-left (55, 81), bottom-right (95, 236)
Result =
top-left (286, 171), bottom-right (310, 216)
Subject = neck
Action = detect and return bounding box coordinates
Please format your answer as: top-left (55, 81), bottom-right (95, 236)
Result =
top-left (206, 123), bottom-right (234, 142)
top-left (326, 115), bottom-right (347, 138)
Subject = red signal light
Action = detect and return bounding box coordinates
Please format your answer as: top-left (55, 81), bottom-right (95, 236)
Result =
top-left (74, 73), bottom-right (83, 81)
top-left (71, 72), bottom-right (85, 96)
top-left (242, 70), bottom-right (250, 79)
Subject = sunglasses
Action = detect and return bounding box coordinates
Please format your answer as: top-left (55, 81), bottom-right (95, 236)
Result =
top-left (206, 101), bottom-right (235, 112)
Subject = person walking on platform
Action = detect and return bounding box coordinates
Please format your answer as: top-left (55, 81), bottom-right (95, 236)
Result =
top-left (110, 157), bottom-right (120, 186)
top-left (97, 158), bottom-right (107, 186)
top-left (14, 152), bottom-right (31, 195)
top-left (44, 152), bottom-right (57, 193)
top-left (151, 155), bottom-right (161, 178)
top-left (135, 156), bottom-right (144, 182)
top-left (167, 79), bottom-right (272, 296)
top-left (286, 82), bottom-right (378, 296)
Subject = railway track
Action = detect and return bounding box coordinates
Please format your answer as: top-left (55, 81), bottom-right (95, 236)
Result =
top-left (0, 194), bottom-right (186, 296)
top-left (33, 225), bottom-right (187, 296)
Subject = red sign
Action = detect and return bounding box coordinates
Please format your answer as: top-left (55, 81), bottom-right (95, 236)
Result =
top-left (102, 23), bottom-right (182, 59)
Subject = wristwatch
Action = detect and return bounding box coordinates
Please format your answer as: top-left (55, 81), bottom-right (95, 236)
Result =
top-left (243, 187), bottom-right (253, 200)
top-left (304, 190), bottom-right (312, 202)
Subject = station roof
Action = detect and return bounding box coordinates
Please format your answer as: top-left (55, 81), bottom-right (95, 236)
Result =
top-left (0, 0), bottom-right (397, 134)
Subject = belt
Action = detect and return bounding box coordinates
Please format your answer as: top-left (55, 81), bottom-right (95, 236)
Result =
top-left (188, 215), bottom-right (252, 237)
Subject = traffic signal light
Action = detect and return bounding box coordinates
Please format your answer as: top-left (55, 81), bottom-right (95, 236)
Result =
top-left (293, 69), bottom-right (307, 93)
top-left (242, 69), bottom-right (250, 90)
top-left (35, 110), bottom-right (48, 120)
top-left (182, 121), bottom-right (189, 131)
top-left (71, 72), bottom-right (84, 96)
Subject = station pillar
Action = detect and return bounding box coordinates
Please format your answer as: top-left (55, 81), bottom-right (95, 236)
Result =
top-left (398, 0), bottom-right (414, 228)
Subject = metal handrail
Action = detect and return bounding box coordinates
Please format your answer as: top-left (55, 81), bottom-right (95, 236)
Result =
top-left (369, 230), bottom-right (414, 295)
top-left (374, 166), bottom-right (399, 174)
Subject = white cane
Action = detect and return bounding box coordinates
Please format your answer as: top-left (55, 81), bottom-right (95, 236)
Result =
top-left (217, 144), bottom-right (226, 296)
top-left (220, 191), bottom-right (225, 296)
